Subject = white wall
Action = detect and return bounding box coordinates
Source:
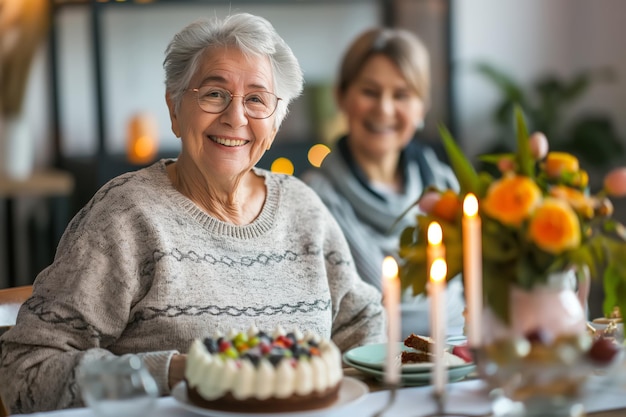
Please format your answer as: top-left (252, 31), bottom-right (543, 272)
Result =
top-left (453, 0), bottom-right (626, 160)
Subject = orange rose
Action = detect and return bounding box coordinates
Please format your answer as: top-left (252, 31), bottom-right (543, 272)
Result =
top-left (544, 152), bottom-right (579, 179)
top-left (482, 175), bottom-right (542, 226)
top-left (431, 190), bottom-right (462, 223)
top-left (528, 198), bottom-right (581, 254)
top-left (549, 185), bottom-right (594, 219)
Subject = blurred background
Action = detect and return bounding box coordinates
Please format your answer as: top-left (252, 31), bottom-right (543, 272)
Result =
top-left (1, 0), bottom-right (625, 317)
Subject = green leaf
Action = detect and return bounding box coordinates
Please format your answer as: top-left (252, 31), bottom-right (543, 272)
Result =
top-left (399, 261), bottom-right (428, 296)
top-left (438, 124), bottom-right (482, 196)
top-left (566, 245), bottom-right (600, 281)
top-left (478, 153), bottom-right (514, 165)
top-left (602, 262), bottom-right (626, 317)
top-left (398, 245), bottom-right (427, 264)
top-left (483, 264), bottom-right (512, 324)
top-left (514, 105), bottom-right (534, 178)
top-left (399, 226), bottom-right (418, 249)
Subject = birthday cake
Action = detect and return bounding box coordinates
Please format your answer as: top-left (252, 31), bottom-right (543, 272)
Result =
top-left (184, 327), bottom-right (343, 412)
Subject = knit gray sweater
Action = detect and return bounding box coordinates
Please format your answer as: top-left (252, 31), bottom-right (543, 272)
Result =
top-left (0, 159), bottom-right (384, 413)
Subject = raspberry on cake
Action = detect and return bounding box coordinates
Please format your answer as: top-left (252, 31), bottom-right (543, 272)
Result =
top-left (184, 326), bottom-right (343, 412)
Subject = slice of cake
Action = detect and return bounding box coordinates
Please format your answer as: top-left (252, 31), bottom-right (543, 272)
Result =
top-left (400, 350), bottom-right (433, 363)
top-left (403, 333), bottom-right (435, 352)
top-left (185, 326), bottom-right (343, 413)
top-left (401, 333), bottom-right (435, 364)
top-left (401, 333), bottom-right (469, 366)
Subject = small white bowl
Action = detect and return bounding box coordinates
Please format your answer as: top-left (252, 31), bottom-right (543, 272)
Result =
top-left (589, 318), bottom-right (624, 341)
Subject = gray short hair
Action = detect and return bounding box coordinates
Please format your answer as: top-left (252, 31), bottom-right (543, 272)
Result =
top-left (163, 13), bottom-right (304, 129)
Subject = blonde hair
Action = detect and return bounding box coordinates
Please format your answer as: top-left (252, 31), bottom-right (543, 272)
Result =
top-left (337, 28), bottom-right (430, 107)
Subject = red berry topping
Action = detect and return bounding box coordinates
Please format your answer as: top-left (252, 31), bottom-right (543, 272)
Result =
top-left (219, 340), bottom-right (231, 352)
top-left (278, 335), bottom-right (294, 348)
top-left (259, 341), bottom-right (272, 355)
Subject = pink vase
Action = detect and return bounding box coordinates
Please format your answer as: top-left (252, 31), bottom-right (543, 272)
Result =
top-left (482, 270), bottom-right (587, 345)
top-left (479, 270), bottom-right (591, 417)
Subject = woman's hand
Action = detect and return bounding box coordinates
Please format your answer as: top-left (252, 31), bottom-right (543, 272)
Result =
top-left (168, 353), bottom-right (187, 389)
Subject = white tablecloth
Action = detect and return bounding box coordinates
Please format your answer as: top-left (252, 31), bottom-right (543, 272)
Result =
top-left (12, 376), bottom-right (626, 417)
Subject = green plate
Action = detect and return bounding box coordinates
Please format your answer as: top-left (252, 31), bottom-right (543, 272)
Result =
top-left (343, 342), bottom-right (471, 373)
top-left (343, 356), bottom-right (476, 386)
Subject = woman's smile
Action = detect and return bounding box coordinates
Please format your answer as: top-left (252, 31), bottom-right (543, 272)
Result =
top-left (209, 135), bottom-right (250, 147)
top-left (362, 120), bottom-right (398, 135)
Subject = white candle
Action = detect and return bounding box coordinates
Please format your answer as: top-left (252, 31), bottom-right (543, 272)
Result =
top-left (427, 222), bottom-right (445, 274)
top-left (382, 256), bottom-right (400, 385)
top-left (429, 257), bottom-right (448, 395)
top-left (462, 193), bottom-right (483, 347)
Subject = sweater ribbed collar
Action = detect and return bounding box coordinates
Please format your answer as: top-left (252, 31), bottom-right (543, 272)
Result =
top-left (155, 159), bottom-right (279, 239)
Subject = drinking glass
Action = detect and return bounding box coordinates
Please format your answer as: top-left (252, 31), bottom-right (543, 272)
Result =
top-left (77, 354), bottom-right (159, 417)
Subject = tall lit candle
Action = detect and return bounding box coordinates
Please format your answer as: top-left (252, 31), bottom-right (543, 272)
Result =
top-left (463, 193), bottom-right (483, 347)
top-left (427, 222), bottom-right (445, 274)
top-left (382, 256), bottom-right (401, 385)
top-left (429, 257), bottom-right (448, 394)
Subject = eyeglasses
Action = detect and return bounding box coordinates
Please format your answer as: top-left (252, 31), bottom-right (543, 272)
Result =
top-left (189, 86), bottom-right (281, 119)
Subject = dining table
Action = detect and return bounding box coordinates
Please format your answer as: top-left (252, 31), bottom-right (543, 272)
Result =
top-left (9, 366), bottom-right (626, 417)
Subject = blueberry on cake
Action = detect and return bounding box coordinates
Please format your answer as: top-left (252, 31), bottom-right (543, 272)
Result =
top-left (185, 326), bottom-right (343, 412)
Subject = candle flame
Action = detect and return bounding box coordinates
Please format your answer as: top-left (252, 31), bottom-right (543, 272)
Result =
top-left (430, 258), bottom-right (447, 282)
top-left (427, 222), bottom-right (443, 245)
top-left (463, 193), bottom-right (479, 217)
top-left (382, 256), bottom-right (398, 280)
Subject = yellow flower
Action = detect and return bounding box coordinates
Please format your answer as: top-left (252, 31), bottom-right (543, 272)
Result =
top-left (544, 152), bottom-right (579, 179)
top-left (482, 175), bottom-right (542, 226)
top-left (571, 170), bottom-right (589, 189)
top-left (528, 198), bottom-right (581, 254)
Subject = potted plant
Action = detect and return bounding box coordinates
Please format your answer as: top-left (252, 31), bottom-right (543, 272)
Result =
top-left (475, 62), bottom-right (624, 171)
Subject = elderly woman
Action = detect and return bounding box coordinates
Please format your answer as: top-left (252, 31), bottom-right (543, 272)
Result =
top-left (302, 28), bottom-right (464, 338)
top-left (0, 13), bottom-right (384, 413)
